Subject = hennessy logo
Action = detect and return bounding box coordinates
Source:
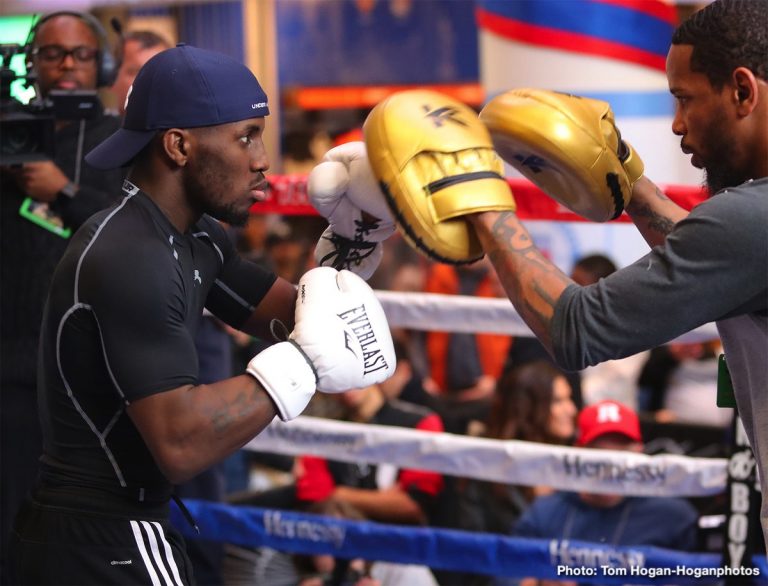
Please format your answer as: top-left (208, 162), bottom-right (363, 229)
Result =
top-left (549, 540), bottom-right (644, 569)
top-left (561, 454), bottom-right (667, 484)
top-left (264, 510), bottom-right (347, 548)
top-left (423, 105), bottom-right (468, 128)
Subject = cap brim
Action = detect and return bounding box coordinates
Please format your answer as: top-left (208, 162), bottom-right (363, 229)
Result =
top-left (577, 424), bottom-right (642, 447)
top-left (85, 128), bottom-right (157, 170)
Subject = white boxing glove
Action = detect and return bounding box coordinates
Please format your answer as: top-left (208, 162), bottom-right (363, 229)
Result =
top-left (308, 142), bottom-right (396, 280)
top-left (246, 267), bottom-right (396, 420)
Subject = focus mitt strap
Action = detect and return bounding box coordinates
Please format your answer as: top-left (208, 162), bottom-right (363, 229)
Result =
top-left (480, 88), bottom-right (644, 222)
top-left (364, 89), bottom-right (516, 264)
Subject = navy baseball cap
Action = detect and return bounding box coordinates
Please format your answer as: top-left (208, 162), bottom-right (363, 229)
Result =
top-left (87, 44), bottom-right (269, 169)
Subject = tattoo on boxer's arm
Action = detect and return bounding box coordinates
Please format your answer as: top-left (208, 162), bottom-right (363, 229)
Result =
top-left (209, 385), bottom-right (270, 434)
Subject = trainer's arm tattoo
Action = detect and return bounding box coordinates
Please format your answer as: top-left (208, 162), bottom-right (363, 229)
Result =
top-left (628, 186), bottom-right (677, 237)
top-left (625, 178), bottom-right (689, 247)
top-left (486, 212), bottom-right (572, 350)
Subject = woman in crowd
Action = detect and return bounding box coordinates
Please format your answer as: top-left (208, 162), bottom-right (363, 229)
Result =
top-left (457, 360), bottom-right (578, 535)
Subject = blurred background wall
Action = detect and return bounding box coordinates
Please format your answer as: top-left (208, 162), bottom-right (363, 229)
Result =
top-left (0, 0), bottom-right (711, 271)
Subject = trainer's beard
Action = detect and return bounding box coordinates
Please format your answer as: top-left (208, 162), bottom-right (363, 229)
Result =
top-left (702, 121), bottom-right (747, 196)
top-left (705, 162), bottom-right (748, 196)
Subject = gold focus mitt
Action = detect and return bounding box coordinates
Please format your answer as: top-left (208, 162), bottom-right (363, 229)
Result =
top-left (479, 88), bottom-right (644, 222)
top-left (363, 89), bottom-right (516, 264)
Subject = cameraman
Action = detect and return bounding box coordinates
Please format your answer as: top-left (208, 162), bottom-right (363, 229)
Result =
top-left (0, 11), bottom-right (123, 581)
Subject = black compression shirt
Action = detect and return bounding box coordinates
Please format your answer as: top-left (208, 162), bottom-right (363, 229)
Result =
top-left (37, 180), bottom-right (277, 503)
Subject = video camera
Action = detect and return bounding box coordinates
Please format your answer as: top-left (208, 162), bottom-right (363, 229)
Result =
top-left (0, 43), bottom-right (100, 165)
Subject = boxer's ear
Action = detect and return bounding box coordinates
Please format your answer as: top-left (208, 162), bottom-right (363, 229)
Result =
top-left (163, 129), bottom-right (189, 167)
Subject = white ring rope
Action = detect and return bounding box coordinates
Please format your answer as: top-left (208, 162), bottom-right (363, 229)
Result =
top-left (246, 416), bottom-right (728, 498)
top-left (374, 290), bottom-right (720, 342)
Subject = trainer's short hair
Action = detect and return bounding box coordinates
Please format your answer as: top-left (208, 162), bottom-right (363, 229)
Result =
top-left (672, 0), bottom-right (768, 88)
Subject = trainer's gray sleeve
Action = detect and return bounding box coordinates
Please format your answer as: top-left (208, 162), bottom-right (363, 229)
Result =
top-left (551, 186), bottom-right (768, 371)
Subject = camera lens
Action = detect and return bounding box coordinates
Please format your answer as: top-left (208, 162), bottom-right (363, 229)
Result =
top-left (1, 119), bottom-right (40, 156)
top-left (0, 113), bottom-right (55, 165)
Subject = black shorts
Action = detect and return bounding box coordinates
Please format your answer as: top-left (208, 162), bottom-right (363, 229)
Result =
top-left (9, 492), bottom-right (195, 585)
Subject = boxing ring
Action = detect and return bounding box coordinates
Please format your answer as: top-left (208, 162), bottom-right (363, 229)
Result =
top-left (172, 175), bottom-right (762, 582)
top-left (172, 418), bottom-right (762, 582)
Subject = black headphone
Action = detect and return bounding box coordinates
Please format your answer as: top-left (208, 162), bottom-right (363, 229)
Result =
top-left (24, 10), bottom-right (118, 88)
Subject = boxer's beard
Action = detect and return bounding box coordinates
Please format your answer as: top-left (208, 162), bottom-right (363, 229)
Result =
top-left (207, 198), bottom-right (249, 227)
top-left (185, 148), bottom-right (250, 227)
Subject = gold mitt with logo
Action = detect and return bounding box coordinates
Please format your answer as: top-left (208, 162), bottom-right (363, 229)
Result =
top-left (363, 89), bottom-right (516, 264)
top-left (480, 88), bottom-right (644, 222)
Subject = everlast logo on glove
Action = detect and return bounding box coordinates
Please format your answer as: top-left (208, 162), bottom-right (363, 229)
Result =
top-left (337, 304), bottom-right (390, 376)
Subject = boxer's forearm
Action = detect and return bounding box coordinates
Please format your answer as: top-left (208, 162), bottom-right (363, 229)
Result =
top-left (625, 176), bottom-right (689, 248)
top-left (468, 211), bottom-right (572, 354)
top-left (128, 375), bottom-right (278, 484)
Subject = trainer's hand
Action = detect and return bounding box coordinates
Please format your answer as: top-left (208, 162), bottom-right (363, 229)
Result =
top-left (308, 142), bottom-right (395, 280)
top-left (480, 88), bottom-right (644, 222)
top-left (364, 89), bottom-right (516, 263)
top-left (15, 161), bottom-right (70, 203)
top-left (246, 267), bottom-right (395, 420)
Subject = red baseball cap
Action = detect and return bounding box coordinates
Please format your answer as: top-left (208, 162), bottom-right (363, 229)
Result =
top-left (576, 401), bottom-right (642, 447)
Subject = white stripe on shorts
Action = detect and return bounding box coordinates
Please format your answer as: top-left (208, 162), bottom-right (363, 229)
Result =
top-left (130, 520), bottom-right (161, 586)
top-left (139, 520), bottom-right (183, 586)
top-left (150, 521), bottom-right (184, 586)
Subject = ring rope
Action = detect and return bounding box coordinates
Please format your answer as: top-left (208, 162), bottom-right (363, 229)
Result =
top-left (374, 289), bottom-right (720, 342)
top-left (245, 416), bottom-right (728, 498)
top-left (171, 500), bottom-right (767, 583)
